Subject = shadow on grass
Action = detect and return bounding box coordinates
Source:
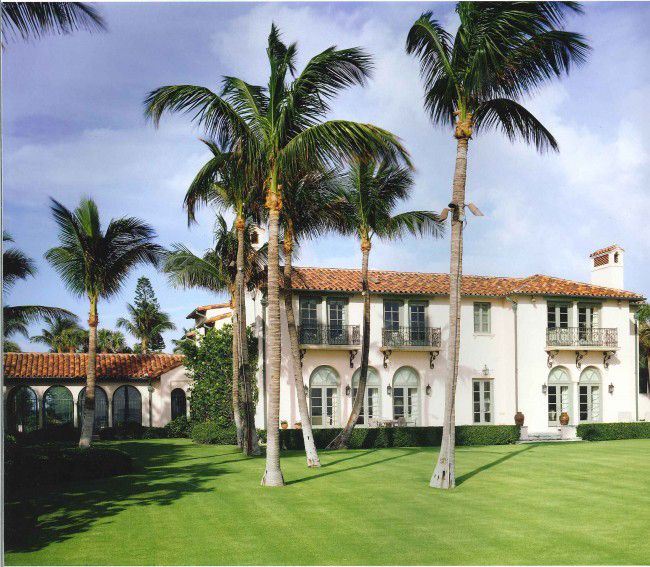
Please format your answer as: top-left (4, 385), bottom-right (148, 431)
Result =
top-left (5, 441), bottom-right (239, 554)
top-left (456, 444), bottom-right (535, 486)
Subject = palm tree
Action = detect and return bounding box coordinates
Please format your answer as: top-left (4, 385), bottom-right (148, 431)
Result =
top-left (164, 215), bottom-right (266, 453)
top-left (31, 313), bottom-right (83, 352)
top-left (181, 139), bottom-right (264, 456)
top-left (97, 329), bottom-right (131, 353)
top-left (145, 24), bottom-right (411, 486)
top-left (57, 326), bottom-right (89, 353)
top-left (2, 2), bottom-right (105, 43)
top-left (406, 2), bottom-right (589, 488)
top-left (326, 159), bottom-right (444, 449)
top-left (45, 197), bottom-right (164, 448)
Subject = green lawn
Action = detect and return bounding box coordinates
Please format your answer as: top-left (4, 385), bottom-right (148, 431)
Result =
top-left (6, 438), bottom-right (650, 565)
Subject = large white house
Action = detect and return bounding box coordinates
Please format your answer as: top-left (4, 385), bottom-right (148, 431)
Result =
top-left (248, 244), bottom-right (648, 434)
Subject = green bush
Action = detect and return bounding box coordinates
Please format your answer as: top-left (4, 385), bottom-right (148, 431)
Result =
top-left (577, 421), bottom-right (650, 441)
top-left (279, 425), bottom-right (520, 449)
top-left (191, 421), bottom-right (238, 445)
top-left (164, 416), bottom-right (192, 438)
top-left (16, 424), bottom-right (78, 444)
top-left (142, 427), bottom-right (168, 439)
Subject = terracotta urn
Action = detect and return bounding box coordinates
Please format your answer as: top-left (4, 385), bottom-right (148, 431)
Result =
top-left (294, 422), bottom-right (302, 430)
top-left (559, 412), bottom-right (570, 426)
top-left (514, 412), bottom-right (525, 427)
top-left (280, 421), bottom-right (288, 430)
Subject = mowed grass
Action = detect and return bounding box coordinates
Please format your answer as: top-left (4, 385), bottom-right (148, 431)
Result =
top-left (5, 438), bottom-right (650, 565)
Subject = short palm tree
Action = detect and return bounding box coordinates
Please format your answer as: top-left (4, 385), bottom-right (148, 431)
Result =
top-left (97, 329), bottom-right (130, 353)
top-left (117, 305), bottom-right (175, 353)
top-left (2, 2), bottom-right (105, 43)
top-left (326, 159), bottom-right (443, 449)
top-left (31, 313), bottom-right (83, 352)
top-left (145, 24), bottom-right (411, 486)
top-left (45, 197), bottom-right (164, 447)
top-left (406, 1), bottom-right (589, 488)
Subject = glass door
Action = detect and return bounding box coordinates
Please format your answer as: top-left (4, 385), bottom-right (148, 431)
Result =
top-left (393, 387), bottom-right (419, 425)
top-left (328, 300), bottom-right (345, 344)
top-left (310, 386), bottom-right (338, 427)
top-left (578, 305), bottom-right (599, 344)
top-left (548, 384), bottom-right (571, 425)
top-left (579, 384), bottom-right (601, 422)
top-left (409, 303), bottom-right (426, 345)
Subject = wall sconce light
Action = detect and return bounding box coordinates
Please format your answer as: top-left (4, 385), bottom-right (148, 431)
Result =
top-left (303, 384), bottom-right (309, 397)
top-left (426, 384), bottom-right (432, 396)
top-left (482, 365), bottom-right (490, 377)
top-left (609, 383), bottom-right (614, 394)
top-left (542, 384), bottom-right (547, 395)
top-left (387, 385), bottom-right (392, 396)
top-left (345, 385), bottom-right (351, 397)
top-left (531, 296), bottom-right (537, 303)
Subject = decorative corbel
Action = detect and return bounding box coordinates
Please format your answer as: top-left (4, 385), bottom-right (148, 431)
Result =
top-left (382, 349), bottom-right (392, 369)
top-left (575, 350), bottom-right (585, 369)
top-left (349, 349), bottom-right (358, 369)
top-left (547, 350), bottom-right (559, 368)
top-left (429, 351), bottom-right (439, 369)
top-left (603, 351), bottom-right (614, 369)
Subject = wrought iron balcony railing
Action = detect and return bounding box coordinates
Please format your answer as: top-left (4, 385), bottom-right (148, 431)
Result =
top-left (382, 326), bottom-right (442, 348)
top-left (298, 324), bottom-right (361, 346)
top-left (546, 327), bottom-right (618, 348)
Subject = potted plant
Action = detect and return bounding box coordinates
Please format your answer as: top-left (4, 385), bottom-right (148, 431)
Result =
top-left (294, 421), bottom-right (302, 430)
top-left (280, 420), bottom-right (288, 430)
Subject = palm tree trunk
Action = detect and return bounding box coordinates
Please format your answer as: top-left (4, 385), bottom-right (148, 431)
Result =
top-left (261, 172), bottom-right (285, 487)
top-left (236, 215), bottom-right (261, 456)
top-left (431, 119), bottom-right (471, 489)
top-left (283, 228), bottom-right (320, 467)
top-left (79, 296), bottom-right (98, 448)
top-left (142, 337), bottom-right (148, 354)
top-left (328, 237), bottom-right (371, 450)
top-left (231, 289), bottom-right (243, 449)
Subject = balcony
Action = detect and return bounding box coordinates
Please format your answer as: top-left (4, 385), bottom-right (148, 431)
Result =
top-left (382, 326), bottom-right (442, 349)
top-left (298, 324), bottom-right (361, 348)
top-left (546, 327), bottom-right (618, 350)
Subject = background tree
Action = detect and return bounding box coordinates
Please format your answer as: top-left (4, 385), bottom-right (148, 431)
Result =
top-left (97, 329), bottom-right (131, 353)
top-left (145, 24), bottom-right (411, 486)
top-left (46, 197), bottom-right (163, 447)
top-left (327, 159), bottom-right (443, 449)
top-left (406, 1), bottom-right (589, 488)
top-left (117, 276), bottom-right (175, 353)
top-left (31, 313), bottom-right (83, 352)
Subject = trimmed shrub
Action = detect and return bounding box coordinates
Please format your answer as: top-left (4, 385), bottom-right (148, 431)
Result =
top-left (16, 424), bottom-right (78, 445)
top-left (142, 427), bottom-right (168, 439)
top-left (164, 416), bottom-right (192, 438)
top-left (98, 423), bottom-right (145, 440)
top-left (577, 421), bottom-right (650, 441)
top-left (191, 421), bottom-right (238, 445)
top-left (279, 425), bottom-right (520, 450)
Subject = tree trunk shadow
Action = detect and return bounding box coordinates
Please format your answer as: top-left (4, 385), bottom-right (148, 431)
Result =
top-left (456, 444), bottom-right (536, 486)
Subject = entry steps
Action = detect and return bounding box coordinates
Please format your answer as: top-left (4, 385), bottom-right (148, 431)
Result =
top-left (517, 426), bottom-right (582, 444)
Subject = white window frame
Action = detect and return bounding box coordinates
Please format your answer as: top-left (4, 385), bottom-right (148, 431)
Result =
top-left (472, 379), bottom-right (493, 424)
top-left (473, 302), bottom-right (491, 334)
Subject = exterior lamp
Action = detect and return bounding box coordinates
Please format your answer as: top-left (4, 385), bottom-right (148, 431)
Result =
top-left (387, 385), bottom-right (392, 396)
top-left (345, 385), bottom-right (351, 397)
top-left (542, 384), bottom-right (547, 394)
top-left (609, 383), bottom-right (615, 394)
top-left (426, 384), bottom-right (432, 396)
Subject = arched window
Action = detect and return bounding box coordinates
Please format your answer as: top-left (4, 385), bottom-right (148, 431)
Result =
top-left (171, 388), bottom-right (187, 420)
top-left (351, 367), bottom-right (381, 426)
top-left (548, 366), bottom-right (572, 425)
top-left (78, 386), bottom-right (109, 431)
top-left (579, 367), bottom-right (601, 423)
top-left (7, 386), bottom-right (39, 433)
top-left (309, 366), bottom-right (340, 428)
top-left (113, 385), bottom-right (142, 426)
top-left (43, 386), bottom-right (74, 428)
top-left (393, 367), bottom-right (420, 425)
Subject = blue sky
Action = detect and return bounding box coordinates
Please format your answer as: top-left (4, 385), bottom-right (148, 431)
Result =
top-left (4, 1), bottom-right (649, 352)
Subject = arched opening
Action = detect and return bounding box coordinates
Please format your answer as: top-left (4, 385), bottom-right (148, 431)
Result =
top-left (351, 367), bottom-right (381, 426)
top-left (7, 386), bottom-right (39, 433)
top-left (393, 366), bottom-right (420, 425)
top-left (309, 366), bottom-right (340, 428)
top-left (579, 367), bottom-right (601, 423)
top-left (548, 366), bottom-right (572, 425)
top-left (78, 386), bottom-right (109, 431)
top-left (43, 385), bottom-right (74, 428)
top-left (112, 385), bottom-right (142, 426)
top-left (171, 388), bottom-right (187, 420)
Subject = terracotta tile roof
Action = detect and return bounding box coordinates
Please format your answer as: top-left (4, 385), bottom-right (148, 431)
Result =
top-left (289, 267), bottom-right (644, 301)
top-left (3, 353), bottom-right (184, 380)
top-left (590, 244), bottom-right (623, 258)
top-left (186, 302), bottom-right (231, 319)
top-left (202, 312), bottom-right (232, 326)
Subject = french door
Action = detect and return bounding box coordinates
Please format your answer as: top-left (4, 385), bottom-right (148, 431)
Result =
top-left (310, 386), bottom-right (338, 427)
top-left (352, 386), bottom-right (380, 426)
top-left (579, 384), bottom-right (601, 422)
top-left (548, 384), bottom-right (571, 425)
top-left (393, 387), bottom-right (418, 425)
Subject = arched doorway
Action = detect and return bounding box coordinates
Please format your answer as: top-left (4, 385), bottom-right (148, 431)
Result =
top-left (7, 386), bottom-right (39, 433)
top-left (579, 367), bottom-right (601, 423)
top-left (113, 385), bottom-right (142, 426)
top-left (548, 366), bottom-right (572, 426)
top-left (309, 366), bottom-right (340, 428)
top-left (171, 388), bottom-right (187, 420)
top-left (43, 385), bottom-right (74, 428)
top-left (393, 367), bottom-right (420, 425)
top-left (78, 386), bottom-right (109, 431)
top-left (351, 367), bottom-right (381, 426)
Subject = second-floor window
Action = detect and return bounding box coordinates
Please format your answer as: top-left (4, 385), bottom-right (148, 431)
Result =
top-left (578, 303), bottom-right (600, 330)
top-left (547, 302), bottom-right (569, 329)
top-left (473, 302), bottom-right (491, 333)
top-left (300, 298), bottom-right (319, 328)
top-left (409, 302), bottom-right (426, 329)
top-left (384, 300), bottom-right (401, 330)
top-left (328, 299), bottom-right (345, 329)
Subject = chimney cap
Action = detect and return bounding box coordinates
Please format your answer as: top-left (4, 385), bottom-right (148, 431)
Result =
top-left (590, 244), bottom-right (624, 258)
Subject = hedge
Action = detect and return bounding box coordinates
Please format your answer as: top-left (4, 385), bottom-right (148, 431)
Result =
top-left (191, 421), bottom-right (238, 445)
top-left (577, 421), bottom-right (650, 441)
top-left (278, 425), bottom-right (520, 449)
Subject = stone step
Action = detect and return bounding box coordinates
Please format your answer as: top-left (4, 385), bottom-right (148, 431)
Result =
top-left (517, 426), bottom-right (582, 443)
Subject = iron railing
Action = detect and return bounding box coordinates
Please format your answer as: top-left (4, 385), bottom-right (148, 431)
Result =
top-left (546, 327), bottom-right (618, 348)
top-left (298, 324), bottom-right (361, 346)
top-left (382, 326), bottom-right (442, 348)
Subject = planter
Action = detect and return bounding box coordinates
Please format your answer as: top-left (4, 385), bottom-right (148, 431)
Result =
top-left (514, 412), bottom-right (525, 427)
top-left (280, 422), bottom-right (288, 430)
top-left (559, 412), bottom-right (570, 426)
top-left (294, 423), bottom-right (302, 430)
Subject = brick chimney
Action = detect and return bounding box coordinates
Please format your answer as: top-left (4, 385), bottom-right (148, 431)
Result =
top-left (590, 245), bottom-right (624, 289)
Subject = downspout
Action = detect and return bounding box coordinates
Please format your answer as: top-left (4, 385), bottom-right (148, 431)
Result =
top-left (260, 294), bottom-right (268, 430)
top-left (634, 316), bottom-right (639, 422)
top-left (506, 296), bottom-right (519, 414)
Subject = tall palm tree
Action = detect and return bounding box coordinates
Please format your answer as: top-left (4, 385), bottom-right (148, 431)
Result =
top-left (326, 159), bottom-right (443, 449)
top-left (2, 2), bottom-right (105, 43)
top-left (406, 2), bottom-right (589, 488)
top-left (31, 313), bottom-right (83, 352)
top-left (145, 24), bottom-right (411, 486)
top-left (181, 139), bottom-right (264, 456)
top-left (45, 197), bottom-right (164, 447)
